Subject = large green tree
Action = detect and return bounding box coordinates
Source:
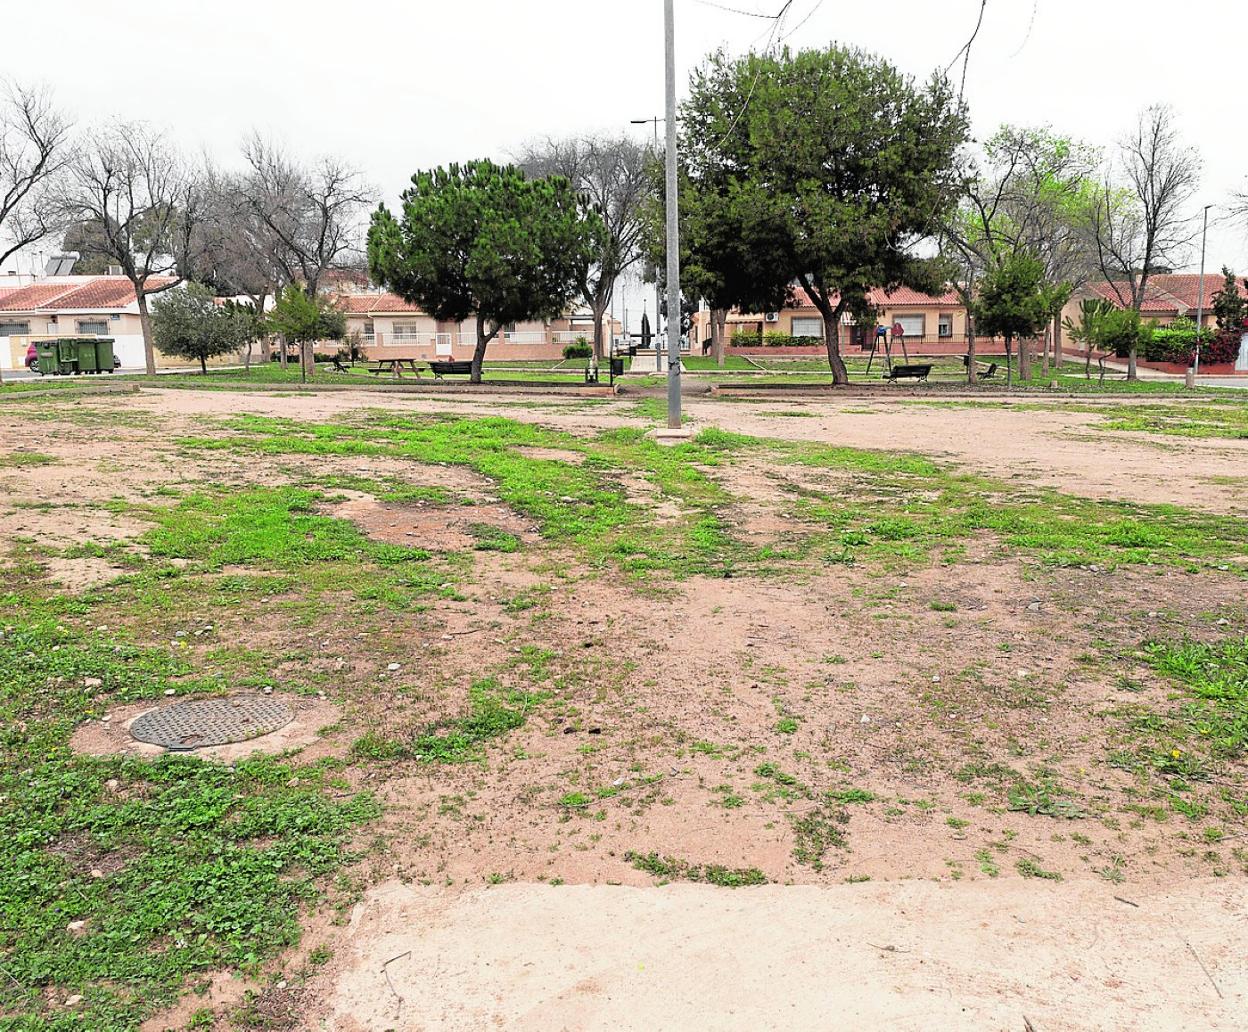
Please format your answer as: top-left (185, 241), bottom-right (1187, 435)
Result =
top-left (680, 46), bottom-right (969, 384)
top-left (150, 282), bottom-right (253, 374)
top-left (367, 160), bottom-right (598, 383)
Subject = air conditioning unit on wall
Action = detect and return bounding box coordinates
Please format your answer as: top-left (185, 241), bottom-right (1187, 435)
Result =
top-left (764, 312), bottom-right (779, 323)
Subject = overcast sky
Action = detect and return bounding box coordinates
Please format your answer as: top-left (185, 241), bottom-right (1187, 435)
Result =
top-left (5, 0), bottom-right (1246, 314)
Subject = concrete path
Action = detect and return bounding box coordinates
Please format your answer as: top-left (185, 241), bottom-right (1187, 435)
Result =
top-left (313, 879), bottom-right (1246, 1031)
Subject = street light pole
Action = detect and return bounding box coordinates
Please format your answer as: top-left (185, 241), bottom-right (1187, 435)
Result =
top-left (663, 0), bottom-right (682, 428)
top-left (1193, 204), bottom-right (1212, 378)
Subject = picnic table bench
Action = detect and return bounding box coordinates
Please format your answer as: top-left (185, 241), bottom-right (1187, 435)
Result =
top-left (884, 363), bottom-right (932, 383)
top-left (428, 360), bottom-right (476, 379)
top-left (369, 358), bottom-right (424, 378)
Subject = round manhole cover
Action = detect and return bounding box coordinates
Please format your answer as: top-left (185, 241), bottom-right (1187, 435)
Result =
top-left (131, 695), bottom-right (294, 751)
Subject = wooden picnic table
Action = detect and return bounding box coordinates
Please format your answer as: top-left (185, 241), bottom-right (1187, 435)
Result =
top-left (369, 358), bottom-right (424, 378)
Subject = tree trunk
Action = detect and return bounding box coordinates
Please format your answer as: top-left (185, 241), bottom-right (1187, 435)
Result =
top-left (200, 354), bottom-right (208, 375)
top-left (279, 334), bottom-right (288, 369)
top-left (136, 288), bottom-right (157, 378)
top-left (1019, 334), bottom-right (1032, 382)
top-left (301, 341), bottom-right (315, 378)
top-left (965, 310), bottom-right (978, 386)
top-left (1041, 324), bottom-right (1051, 379)
top-left (1004, 334), bottom-right (1014, 387)
top-left (816, 302), bottom-right (848, 385)
top-left (1127, 347), bottom-right (1138, 381)
top-left (712, 308), bottom-right (727, 368)
top-left (244, 341), bottom-right (253, 373)
top-left (591, 303), bottom-right (607, 363)
top-left (472, 314), bottom-right (498, 384)
top-left (1053, 315), bottom-right (1063, 373)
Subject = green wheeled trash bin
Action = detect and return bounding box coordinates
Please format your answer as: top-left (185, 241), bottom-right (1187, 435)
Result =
top-left (75, 337), bottom-right (115, 374)
top-left (35, 340), bottom-right (78, 376)
top-left (74, 337), bottom-right (102, 373)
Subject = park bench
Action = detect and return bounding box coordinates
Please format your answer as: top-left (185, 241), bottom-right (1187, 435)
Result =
top-left (428, 360), bottom-right (476, 379)
top-left (884, 363), bottom-right (932, 383)
top-left (962, 355), bottom-right (1000, 379)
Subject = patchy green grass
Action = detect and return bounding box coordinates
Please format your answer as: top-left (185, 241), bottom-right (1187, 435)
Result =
top-left (173, 414), bottom-right (749, 580)
top-left (1144, 637), bottom-right (1248, 760)
top-left (351, 677), bottom-right (544, 763)
top-left (784, 441), bottom-right (1248, 573)
top-left (624, 851), bottom-right (767, 887)
top-left (0, 607), bottom-right (377, 1030)
top-left (1096, 404), bottom-right (1248, 440)
top-left (0, 450), bottom-right (59, 467)
top-left (168, 412), bottom-right (1248, 584)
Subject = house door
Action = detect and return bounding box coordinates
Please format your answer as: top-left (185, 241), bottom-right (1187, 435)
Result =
top-left (435, 333), bottom-right (453, 356)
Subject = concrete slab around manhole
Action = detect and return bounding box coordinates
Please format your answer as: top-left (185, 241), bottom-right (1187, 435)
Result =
top-left (308, 879), bottom-right (1246, 1031)
top-left (70, 695), bottom-right (343, 762)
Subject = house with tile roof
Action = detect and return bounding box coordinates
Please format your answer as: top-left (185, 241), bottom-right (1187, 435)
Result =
top-left (1060, 274), bottom-right (1248, 375)
top-left (333, 292), bottom-right (621, 362)
top-left (1067, 274), bottom-right (1248, 326)
top-left (0, 274), bottom-right (210, 371)
top-left (692, 286), bottom-right (984, 357)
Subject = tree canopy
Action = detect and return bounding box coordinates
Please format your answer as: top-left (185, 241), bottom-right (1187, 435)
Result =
top-left (367, 159), bottom-right (599, 382)
top-left (1212, 267), bottom-right (1247, 331)
top-left (265, 286), bottom-right (345, 349)
top-left (679, 45), bottom-right (969, 383)
top-left (974, 251), bottom-right (1055, 384)
top-left (150, 282), bottom-right (253, 374)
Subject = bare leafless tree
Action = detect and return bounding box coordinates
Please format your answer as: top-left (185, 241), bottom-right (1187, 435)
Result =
top-left (238, 135), bottom-right (373, 374)
top-left (60, 122), bottom-right (205, 376)
top-left (1087, 105), bottom-right (1201, 378)
top-left (195, 163), bottom-right (287, 363)
top-left (0, 82), bottom-right (71, 271)
top-left (239, 134), bottom-right (372, 296)
top-left (517, 135), bottom-right (652, 360)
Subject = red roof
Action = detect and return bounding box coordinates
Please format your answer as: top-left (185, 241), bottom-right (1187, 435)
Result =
top-left (1088, 274), bottom-right (1248, 314)
top-left (788, 285), bottom-right (962, 309)
top-left (335, 292), bottom-right (424, 315)
top-left (0, 276), bottom-right (176, 313)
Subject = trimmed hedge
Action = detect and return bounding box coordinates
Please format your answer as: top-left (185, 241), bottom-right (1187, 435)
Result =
top-left (731, 331), bottom-right (823, 348)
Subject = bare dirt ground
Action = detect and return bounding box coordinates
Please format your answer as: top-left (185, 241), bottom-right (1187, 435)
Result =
top-left (2, 385), bottom-right (1246, 1031)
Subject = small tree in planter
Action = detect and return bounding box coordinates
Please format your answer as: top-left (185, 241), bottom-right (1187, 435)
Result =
top-left (563, 336), bottom-right (593, 361)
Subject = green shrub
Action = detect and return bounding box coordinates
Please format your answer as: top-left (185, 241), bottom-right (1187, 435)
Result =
top-left (562, 340), bottom-right (592, 360)
top-left (730, 331), bottom-right (822, 348)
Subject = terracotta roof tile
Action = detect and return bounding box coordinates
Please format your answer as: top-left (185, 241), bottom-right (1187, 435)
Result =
top-left (0, 276), bottom-right (177, 312)
top-left (1088, 274), bottom-right (1248, 314)
top-left (789, 285), bottom-right (962, 309)
top-left (334, 292), bottom-right (424, 315)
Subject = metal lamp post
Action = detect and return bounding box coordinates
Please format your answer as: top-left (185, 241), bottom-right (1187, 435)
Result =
top-left (662, 0), bottom-right (682, 428)
top-left (1193, 204), bottom-right (1212, 378)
